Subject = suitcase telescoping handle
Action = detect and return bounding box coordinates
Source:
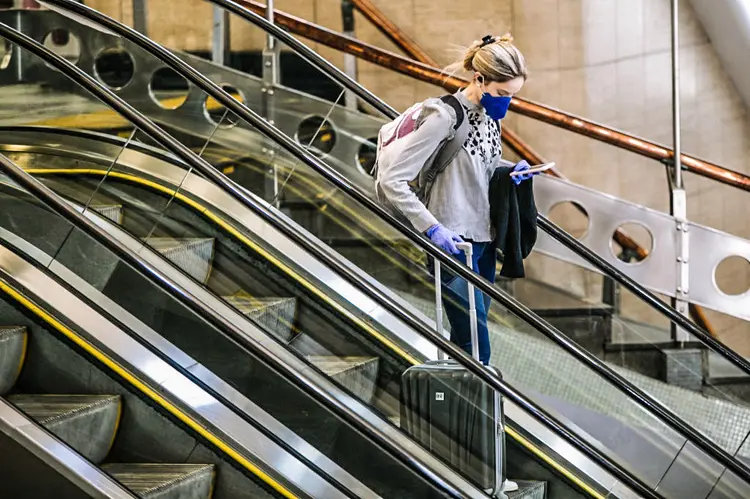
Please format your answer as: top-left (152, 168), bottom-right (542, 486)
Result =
top-left (435, 242), bottom-right (479, 362)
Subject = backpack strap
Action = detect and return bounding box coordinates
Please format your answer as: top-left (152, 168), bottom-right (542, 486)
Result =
top-left (415, 95), bottom-right (470, 203)
top-left (439, 94), bottom-right (466, 132)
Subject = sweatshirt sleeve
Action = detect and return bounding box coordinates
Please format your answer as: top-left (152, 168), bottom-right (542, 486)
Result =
top-left (376, 103), bottom-right (453, 233)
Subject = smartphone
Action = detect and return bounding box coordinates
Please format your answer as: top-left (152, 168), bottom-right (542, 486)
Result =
top-left (509, 162), bottom-right (556, 176)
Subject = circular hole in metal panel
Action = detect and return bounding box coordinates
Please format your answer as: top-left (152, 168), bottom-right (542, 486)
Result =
top-left (715, 256), bottom-right (750, 296)
top-left (94, 47), bottom-right (135, 90)
top-left (203, 84), bottom-right (245, 128)
top-left (149, 67), bottom-right (190, 110)
top-left (0, 39), bottom-right (11, 71)
top-left (356, 136), bottom-right (378, 176)
top-left (296, 115), bottom-right (337, 156)
top-left (548, 201), bottom-right (589, 240)
top-left (43, 29), bottom-right (81, 65)
top-left (610, 222), bottom-right (653, 264)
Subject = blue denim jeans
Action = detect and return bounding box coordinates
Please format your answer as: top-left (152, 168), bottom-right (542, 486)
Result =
top-left (429, 241), bottom-right (496, 365)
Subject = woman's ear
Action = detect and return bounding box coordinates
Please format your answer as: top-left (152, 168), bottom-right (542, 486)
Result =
top-left (475, 72), bottom-right (484, 84)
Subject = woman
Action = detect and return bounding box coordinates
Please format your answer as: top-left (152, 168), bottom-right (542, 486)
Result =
top-left (375, 33), bottom-right (534, 366)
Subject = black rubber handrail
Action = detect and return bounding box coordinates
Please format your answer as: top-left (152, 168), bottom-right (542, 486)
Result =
top-left (0, 23), bottom-right (472, 499)
top-left (0, 15), bottom-right (664, 499)
top-left (208, 0), bottom-right (750, 382)
top-left (30, 0), bottom-right (750, 488)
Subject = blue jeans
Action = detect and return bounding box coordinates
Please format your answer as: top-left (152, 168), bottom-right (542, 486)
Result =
top-left (429, 241), bottom-right (495, 365)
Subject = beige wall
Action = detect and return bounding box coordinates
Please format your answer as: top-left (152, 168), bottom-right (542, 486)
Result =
top-left (95, 0), bottom-right (750, 352)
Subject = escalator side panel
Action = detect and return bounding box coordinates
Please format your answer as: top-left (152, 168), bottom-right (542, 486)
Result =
top-left (0, 295), bottom-right (281, 499)
top-left (0, 429), bottom-right (96, 499)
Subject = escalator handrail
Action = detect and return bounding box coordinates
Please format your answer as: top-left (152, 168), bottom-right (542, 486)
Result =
top-left (233, 0), bottom-right (750, 194)
top-left (212, 0), bottom-right (735, 353)
top-left (32, 1), bottom-right (750, 488)
top-left (0, 24), bottom-right (477, 499)
top-left (0, 16), bottom-right (665, 499)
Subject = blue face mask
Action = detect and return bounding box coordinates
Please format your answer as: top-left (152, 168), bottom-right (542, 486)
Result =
top-left (480, 92), bottom-right (512, 120)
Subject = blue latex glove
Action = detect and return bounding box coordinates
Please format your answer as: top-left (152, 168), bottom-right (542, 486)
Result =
top-left (512, 160), bottom-right (540, 185)
top-left (426, 224), bottom-right (463, 254)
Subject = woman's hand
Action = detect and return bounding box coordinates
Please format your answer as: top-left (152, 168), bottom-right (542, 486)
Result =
top-left (425, 224), bottom-right (463, 254)
top-left (511, 160), bottom-right (540, 185)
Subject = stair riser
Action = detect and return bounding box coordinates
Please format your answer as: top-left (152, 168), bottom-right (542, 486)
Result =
top-left (328, 361), bottom-right (379, 405)
top-left (245, 301), bottom-right (296, 344)
top-left (0, 330), bottom-right (26, 395)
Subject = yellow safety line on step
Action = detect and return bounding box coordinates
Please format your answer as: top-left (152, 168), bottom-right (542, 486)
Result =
top-left (29, 168), bottom-right (602, 496)
top-left (106, 398), bottom-right (123, 460)
top-left (13, 329), bottom-right (28, 387)
top-left (26, 168), bottom-right (419, 366)
top-left (0, 279), bottom-right (299, 499)
top-left (504, 426), bottom-right (605, 499)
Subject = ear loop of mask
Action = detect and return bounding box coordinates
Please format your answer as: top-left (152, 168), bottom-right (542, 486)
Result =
top-left (477, 74), bottom-right (490, 96)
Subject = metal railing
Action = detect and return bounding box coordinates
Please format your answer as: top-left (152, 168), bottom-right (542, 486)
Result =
top-left (232, 0), bottom-right (750, 193)
top-left (26, 0), bottom-right (750, 490)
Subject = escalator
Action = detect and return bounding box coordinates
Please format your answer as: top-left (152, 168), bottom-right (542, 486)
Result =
top-left (0, 238), bottom-right (341, 499)
top-left (3, 3), bottom-right (750, 499)
top-left (0, 128), bottom-right (554, 499)
top-left (12, 0), bottom-right (750, 379)
top-left (0, 155), bottom-right (493, 499)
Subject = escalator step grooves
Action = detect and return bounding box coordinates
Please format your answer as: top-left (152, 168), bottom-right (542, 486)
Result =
top-left (8, 394), bottom-right (121, 464)
top-left (7, 394), bottom-right (120, 424)
top-left (508, 481), bottom-right (546, 499)
top-left (308, 356), bottom-right (379, 404)
top-left (145, 237), bottom-right (215, 284)
top-left (91, 204), bottom-right (124, 225)
top-left (102, 463), bottom-right (215, 498)
top-left (223, 293), bottom-right (297, 342)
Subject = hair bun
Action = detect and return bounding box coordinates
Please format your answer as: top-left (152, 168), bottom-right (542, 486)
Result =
top-left (498, 32), bottom-right (514, 43)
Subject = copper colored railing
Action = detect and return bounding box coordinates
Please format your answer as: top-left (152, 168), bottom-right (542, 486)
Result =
top-left (240, 0), bottom-right (750, 194)
top-left (346, 0), bottom-right (713, 334)
top-left (238, 0), bottom-right (716, 334)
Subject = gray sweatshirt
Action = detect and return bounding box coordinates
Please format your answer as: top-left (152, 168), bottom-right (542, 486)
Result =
top-left (375, 90), bottom-right (503, 242)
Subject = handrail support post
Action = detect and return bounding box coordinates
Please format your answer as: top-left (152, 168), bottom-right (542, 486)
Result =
top-left (211, 5), bottom-right (230, 66)
top-left (341, 0), bottom-right (358, 111)
top-left (262, 0), bottom-right (280, 207)
top-left (132, 0), bottom-right (147, 36)
top-left (670, 0), bottom-right (690, 343)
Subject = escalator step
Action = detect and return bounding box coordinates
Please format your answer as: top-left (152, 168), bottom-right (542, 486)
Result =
top-left (102, 463), bottom-right (215, 499)
top-left (222, 293), bottom-right (297, 343)
top-left (8, 394), bottom-right (121, 464)
top-left (91, 204), bottom-right (124, 225)
top-left (145, 238), bottom-right (215, 284)
top-left (0, 325), bottom-right (26, 395)
top-left (509, 481), bottom-right (546, 499)
top-left (307, 356), bottom-right (379, 404)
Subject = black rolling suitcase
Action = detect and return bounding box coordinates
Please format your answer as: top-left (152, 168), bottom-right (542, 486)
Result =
top-left (400, 242), bottom-right (506, 497)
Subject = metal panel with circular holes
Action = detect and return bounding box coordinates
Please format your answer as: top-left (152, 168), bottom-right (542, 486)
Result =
top-left (535, 175), bottom-right (750, 322)
top-left (0, 9), bottom-right (385, 195)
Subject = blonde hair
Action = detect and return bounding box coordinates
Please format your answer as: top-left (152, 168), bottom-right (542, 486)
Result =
top-left (446, 33), bottom-right (527, 83)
